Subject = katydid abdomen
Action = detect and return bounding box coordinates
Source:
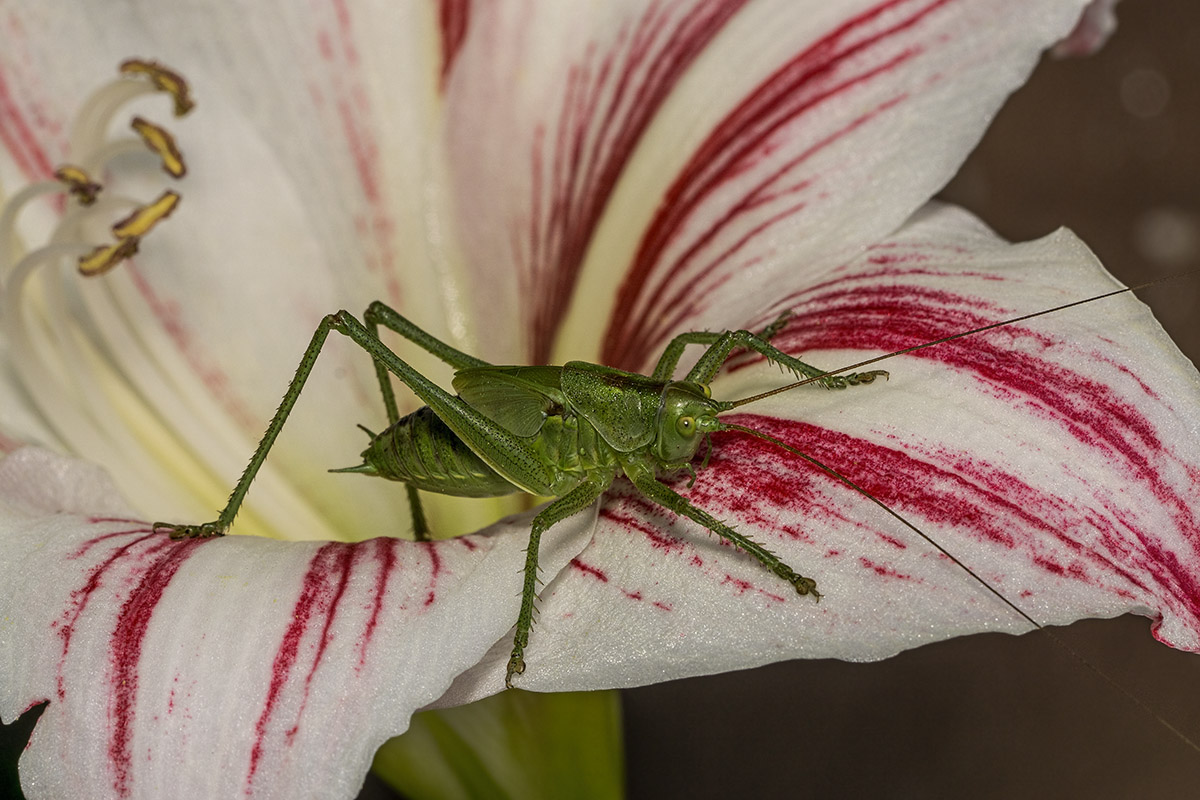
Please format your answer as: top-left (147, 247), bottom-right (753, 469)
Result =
top-left (359, 406), bottom-right (517, 498)
top-left (357, 375), bottom-right (623, 500)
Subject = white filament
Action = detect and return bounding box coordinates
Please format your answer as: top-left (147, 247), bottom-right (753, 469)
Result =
top-left (0, 77), bottom-right (341, 539)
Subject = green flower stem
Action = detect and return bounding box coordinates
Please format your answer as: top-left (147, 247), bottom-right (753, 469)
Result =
top-left (372, 690), bottom-right (625, 800)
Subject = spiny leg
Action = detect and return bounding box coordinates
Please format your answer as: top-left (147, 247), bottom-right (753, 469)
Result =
top-left (157, 309), bottom-right (554, 539)
top-left (334, 311), bottom-right (555, 494)
top-left (652, 317), bottom-right (885, 389)
top-left (364, 301), bottom-right (489, 371)
top-left (652, 312), bottom-right (790, 381)
top-left (684, 327), bottom-right (887, 388)
top-left (507, 478), bottom-right (609, 688)
top-left (624, 464), bottom-right (820, 600)
top-left (153, 316), bottom-right (342, 538)
top-left (362, 303), bottom-right (493, 542)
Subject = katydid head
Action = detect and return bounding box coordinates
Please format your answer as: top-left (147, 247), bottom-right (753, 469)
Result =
top-left (653, 381), bottom-right (724, 464)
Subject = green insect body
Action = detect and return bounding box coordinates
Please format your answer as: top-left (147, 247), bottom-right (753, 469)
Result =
top-left (359, 365), bottom-right (713, 500)
top-left (156, 300), bottom-right (886, 687)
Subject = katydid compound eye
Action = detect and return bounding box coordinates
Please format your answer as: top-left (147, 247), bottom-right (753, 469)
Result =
top-left (676, 415), bottom-right (696, 436)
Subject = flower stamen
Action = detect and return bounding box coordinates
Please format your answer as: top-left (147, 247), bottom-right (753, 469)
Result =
top-left (119, 58), bottom-right (196, 117)
top-left (77, 190), bottom-right (180, 276)
top-left (130, 117), bottom-right (187, 178)
top-left (0, 60), bottom-right (342, 539)
top-left (111, 189), bottom-right (181, 240)
top-left (0, 61), bottom-right (199, 518)
top-left (53, 165), bottom-right (102, 206)
top-left (77, 237), bottom-right (140, 278)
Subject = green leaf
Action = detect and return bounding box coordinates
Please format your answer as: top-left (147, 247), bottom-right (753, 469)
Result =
top-left (372, 690), bottom-right (624, 800)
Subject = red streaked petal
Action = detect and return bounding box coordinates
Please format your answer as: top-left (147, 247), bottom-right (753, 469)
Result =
top-left (442, 204), bottom-right (1200, 695)
top-left (533, 0), bottom-right (1088, 371)
top-left (443, 0), bottom-right (754, 364)
top-left (0, 449), bottom-right (595, 800)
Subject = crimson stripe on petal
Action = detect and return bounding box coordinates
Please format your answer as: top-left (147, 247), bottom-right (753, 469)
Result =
top-left (107, 536), bottom-right (208, 798)
top-left (55, 528), bottom-right (157, 703)
top-left (357, 536), bottom-right (398, 671)
top-left (245, 542), bottom-right (354, 790)
top-left (760, 267), bottom-right (1197, 543)
top-left (521, 0), bottom-right (750, 363)
top-left (244, 536), bottom-right (433, 795)
top-left (601, 0), bottom-right (956, 369)
top-left (702, 413), bottom-right (1193, 618)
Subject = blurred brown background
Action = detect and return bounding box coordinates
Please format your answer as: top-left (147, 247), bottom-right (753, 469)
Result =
top-left (623, 2), bottom-right (1200, 798)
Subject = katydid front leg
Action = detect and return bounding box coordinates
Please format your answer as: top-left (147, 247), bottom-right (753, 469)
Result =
top-left (651, 318), bottom-right (887, 388)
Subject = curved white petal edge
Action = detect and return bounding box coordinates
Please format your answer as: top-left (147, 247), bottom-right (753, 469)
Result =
top-left (442, 204), bottom-right (1200, 700)
top-left (0, 449), bottom-right (596, 800)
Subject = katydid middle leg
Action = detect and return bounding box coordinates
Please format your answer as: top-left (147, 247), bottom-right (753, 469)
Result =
top-left (506, 476), bottom-right (610, 688)
top-left (623, 463), bottom-right (820, 600)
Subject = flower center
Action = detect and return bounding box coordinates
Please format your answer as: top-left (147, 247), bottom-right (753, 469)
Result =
top-left (0, 60), bottom-right (223, 524)
top-left (0, 61), bottom-right (367, 540)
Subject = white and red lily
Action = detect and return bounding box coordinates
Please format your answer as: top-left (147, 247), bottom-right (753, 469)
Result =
top-left (1, 1), bottom-right (1198, 798)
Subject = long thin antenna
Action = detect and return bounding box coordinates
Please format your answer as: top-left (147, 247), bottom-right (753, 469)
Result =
top-left (715, 302), bottom-right (1200, 758)
top-left (726, 272), bottom-right (1192, 409)
top-left (720, 368), bottom-right (1200, 754)
top-left (718, 421), bottom-right (1042, 629)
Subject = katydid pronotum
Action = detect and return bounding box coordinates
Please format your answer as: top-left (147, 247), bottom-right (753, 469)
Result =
top-left (152, 282), bottom-right (1171, 689)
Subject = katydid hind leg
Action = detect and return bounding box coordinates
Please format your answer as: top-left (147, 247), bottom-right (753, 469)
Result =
top-left (338, 311), bottom-right (557, 495)
top-left (365, 315), bottom-right (402, 427)
top-left (154, 315), bottom-right (344, 539)
top-left (364, 301), bottom-right (489, 371)
top-left (363, 315), bottom-right (433, 540)
top-left (507, 478), bottom-right (610, 688)
top-left (362, 305), bottom-right (513, 541)
top-left (156, 308), bottom-right (550, 539)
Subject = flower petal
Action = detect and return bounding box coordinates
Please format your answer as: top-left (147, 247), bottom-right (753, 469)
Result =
top-left (443, 203), bottom-right (1200, 695)
top-left (0, 3), bottom-right (479, 539)
top-left (527, 0), bottom-right (1088, 370)
top-left (0, 448), bottom-right (596, 800)
top-left (1053, 0), bottom-right (1121, 57)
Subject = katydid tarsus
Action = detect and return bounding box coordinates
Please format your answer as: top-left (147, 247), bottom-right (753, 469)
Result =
top-left (152, 278), bottom-right (1184, 690)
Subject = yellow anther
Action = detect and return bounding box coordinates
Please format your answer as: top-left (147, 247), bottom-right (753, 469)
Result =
top-left (119, 59), bottom-right (195, 117)
top-left (111, 191), bottom-right (181, 239)
top-left (78, 237), bottom-right (140, 277)
top-left (131, 117), bottom-right (187, 178)
top-left (53, 164), bottom-right (102, 206)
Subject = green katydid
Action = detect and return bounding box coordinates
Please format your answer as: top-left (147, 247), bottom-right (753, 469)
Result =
top-left (153, 301), bottom-right (887, 687)
top-left (153, 281), bottom-right (1171, 688)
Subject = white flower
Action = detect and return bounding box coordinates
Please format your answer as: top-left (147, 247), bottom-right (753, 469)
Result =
top-left (1, 1), bottom-right (1197, 798)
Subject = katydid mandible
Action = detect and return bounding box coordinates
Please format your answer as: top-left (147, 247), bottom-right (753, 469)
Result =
top-left (153, 301), bottom-right (887, 687)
